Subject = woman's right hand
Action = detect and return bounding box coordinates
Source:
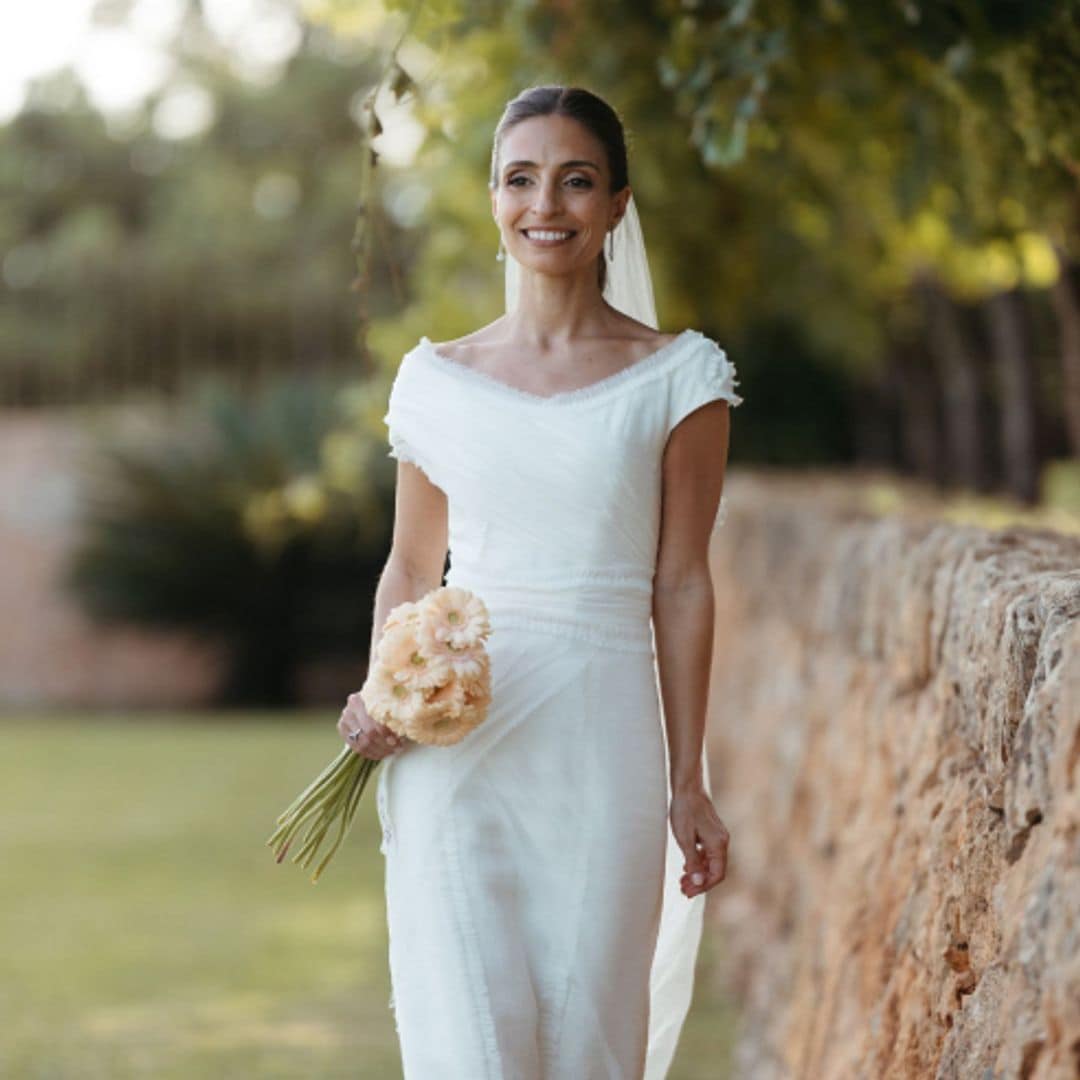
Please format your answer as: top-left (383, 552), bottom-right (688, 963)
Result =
top-left (337, 691), bottom-right (411, 761)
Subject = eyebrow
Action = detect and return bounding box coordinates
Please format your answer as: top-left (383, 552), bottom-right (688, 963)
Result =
top-left (503, 159), bottom-right (600, 173)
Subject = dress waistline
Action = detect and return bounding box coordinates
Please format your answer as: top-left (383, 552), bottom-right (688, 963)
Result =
top-left (444, 565), bottom-right (655, 654)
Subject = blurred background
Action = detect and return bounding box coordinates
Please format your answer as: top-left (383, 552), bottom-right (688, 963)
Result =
top-left (2, 0), bottom-right (1078, 1076)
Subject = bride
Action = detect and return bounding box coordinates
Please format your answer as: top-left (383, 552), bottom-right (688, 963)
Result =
top-left (338, 84), bottom-right (740, 1078)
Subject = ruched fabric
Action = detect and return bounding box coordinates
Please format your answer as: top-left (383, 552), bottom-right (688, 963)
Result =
top-left (377, 329), bottom-right (743, 1079)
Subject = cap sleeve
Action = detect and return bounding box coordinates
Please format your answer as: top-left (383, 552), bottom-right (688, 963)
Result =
top-left (666, 336), bottom-right (743, 531)
top-left (383, 362), bottom-right (418, 465)
top-left (381, 349), bottom-right (446, 492)
top-left (666, 336), bottom-right (743, 439)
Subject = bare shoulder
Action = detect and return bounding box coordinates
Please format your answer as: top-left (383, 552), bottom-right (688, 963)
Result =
top-left (614, 330), bottom-right (682, 365)
top-left (650, 330), bottom-right (683, 349)
top-left (606, 312), bottom-right (684, 350)
top-left (428, 321), bottom-right (507, 363)
top-left (429, 320), bottom-right (685, 366)
top-left (622, 328), bottom-right (681, 347)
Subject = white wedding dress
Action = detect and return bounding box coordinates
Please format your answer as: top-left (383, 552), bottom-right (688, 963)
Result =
top-left (376, 328), bottom-right (743, 1079)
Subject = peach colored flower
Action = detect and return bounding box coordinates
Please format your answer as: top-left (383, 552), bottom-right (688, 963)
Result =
top-left (359, 662), bottom-right (428, 735)
top-left (270, 588), bottom-right (492, 883)
top-left (376, 621), bottom-right (453, 691)
top-left (457, 653), bottom-right (492, 704)
top-left (360, 586), bottom-right (493, 748)
top-left (424, 677), bottom-right (467, 719)
top-left (383, 599), bottom-right (421, 631)
top-left (416, 586), bottom-right (491, 655)
top-left (404, 691), bottom-right (486, 747)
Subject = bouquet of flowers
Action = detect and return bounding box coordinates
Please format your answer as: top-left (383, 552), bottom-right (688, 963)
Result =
top-left (266, 585), bottom-right (493, 882)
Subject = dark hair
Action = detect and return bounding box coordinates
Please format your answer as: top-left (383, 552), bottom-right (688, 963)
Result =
top-left (489, 85), bottom-right (629, 294)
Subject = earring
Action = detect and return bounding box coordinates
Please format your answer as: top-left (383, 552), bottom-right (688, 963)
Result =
top-left (607, 227), bottom-right (615, 260)
top-left (496, 237), bottom-right (506, 262)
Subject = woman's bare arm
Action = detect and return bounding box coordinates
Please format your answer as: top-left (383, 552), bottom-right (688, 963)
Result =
top-left (339, 459), bottom-right (448, 761)
top-left (370, 459), bottom-right (449, 666)
top-left (652, 400), bottom-right (731, 793)
top-left (653, 399), bottom-right (733, 895)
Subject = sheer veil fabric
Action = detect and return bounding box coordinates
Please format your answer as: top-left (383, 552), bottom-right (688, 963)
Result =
top-left (505, 193), bottom-right (714, 1078)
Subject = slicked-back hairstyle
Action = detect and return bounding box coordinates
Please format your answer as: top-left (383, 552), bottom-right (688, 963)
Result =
top-left (489, 85), bottom-right (630, 293)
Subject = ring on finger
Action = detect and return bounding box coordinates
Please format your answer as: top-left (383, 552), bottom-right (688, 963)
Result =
top-left (347, 729), bottom-right (362, 744)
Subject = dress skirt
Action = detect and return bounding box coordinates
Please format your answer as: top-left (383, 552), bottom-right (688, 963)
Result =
top-left (377, 591), bottom-right (670, 1079)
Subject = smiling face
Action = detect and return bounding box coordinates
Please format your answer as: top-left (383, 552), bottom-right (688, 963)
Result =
top-left (490, 113), bottom-right (630, 282)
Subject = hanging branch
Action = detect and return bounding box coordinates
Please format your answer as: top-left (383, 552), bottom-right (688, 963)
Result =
top-left (349, 0), bottom-right (424, 360)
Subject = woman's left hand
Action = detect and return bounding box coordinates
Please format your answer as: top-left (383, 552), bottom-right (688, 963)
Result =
top-left (670, 785), bottom-right (730, 898)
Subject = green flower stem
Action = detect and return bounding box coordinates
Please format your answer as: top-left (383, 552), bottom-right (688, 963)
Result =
top-left (271, 803), bottom-right (327, 859)
top-left (296, 769), bottom-right (364, 871)
top-left (296, 797), bottom-right (339, 848)
top-left (295, 785), bottom-right (352, 858)
top-left (293, 820), bottom-right (332, 866)
top-left (269, 737), bottom-right (389, 881)
top-left (268, 757), bottom-right (356, 847)
top-left (273, 747), bottom-right (355, 823)
top-left (270, 800), bottom-right (331, 860)
top-left (275, 748), bottom-right (353, 821)
top-left (269, 752), bottom-right (356, 840)
top-left (311, 760), bottom-right (375, 882)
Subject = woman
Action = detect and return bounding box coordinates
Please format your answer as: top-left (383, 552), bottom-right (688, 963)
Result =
top-left (338, 85), bottom-right (742, 1079)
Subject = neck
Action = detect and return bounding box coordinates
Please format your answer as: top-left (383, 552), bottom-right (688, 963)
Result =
top-left (502, 265), bottom-right (615, 347)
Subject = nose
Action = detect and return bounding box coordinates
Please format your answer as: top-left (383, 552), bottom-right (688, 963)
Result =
top-left (531, 176), bottom-right (564, 216)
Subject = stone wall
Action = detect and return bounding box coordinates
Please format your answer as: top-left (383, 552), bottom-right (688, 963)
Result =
top-left (704, 474), bottom-right (1080, 1079)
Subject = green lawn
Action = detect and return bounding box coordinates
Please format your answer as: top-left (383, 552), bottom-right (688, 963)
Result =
top-left (1, 712), bottom-right (736, 1078)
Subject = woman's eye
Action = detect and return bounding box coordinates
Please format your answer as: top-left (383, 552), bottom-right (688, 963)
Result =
top-left (506, 175), bottom-right (592, 188)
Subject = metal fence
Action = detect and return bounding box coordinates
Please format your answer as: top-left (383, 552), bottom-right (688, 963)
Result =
top-left (0, 254), bottom-right (365, 407)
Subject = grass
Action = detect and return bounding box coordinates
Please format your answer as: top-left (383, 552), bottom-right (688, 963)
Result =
top-left (1, 711), bottom-right (737, 1078)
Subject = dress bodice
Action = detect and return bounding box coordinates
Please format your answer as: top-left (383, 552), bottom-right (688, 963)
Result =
top-left (382, 329), bottom-right (743, 648)
top-left (384, 329), bottom-right (741, 576)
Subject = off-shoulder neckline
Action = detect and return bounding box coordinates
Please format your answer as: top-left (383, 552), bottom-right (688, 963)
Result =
top-left (414, 328), bottom-right (703, 405)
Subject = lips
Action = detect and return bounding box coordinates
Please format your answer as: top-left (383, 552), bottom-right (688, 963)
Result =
top-left (520, 229), bottom-right (577, 247)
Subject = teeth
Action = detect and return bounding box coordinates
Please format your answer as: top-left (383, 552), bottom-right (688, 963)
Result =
top-left (525, 230), bottom-right (573, 240)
